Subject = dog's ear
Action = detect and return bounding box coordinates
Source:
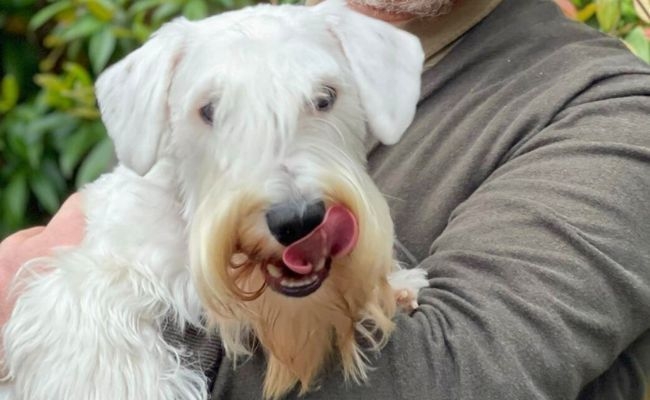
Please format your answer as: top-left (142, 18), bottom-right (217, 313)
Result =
top-left (318, 2), bottom-right (424, 145)
top-left (95, 18), bottom-right (190, 175)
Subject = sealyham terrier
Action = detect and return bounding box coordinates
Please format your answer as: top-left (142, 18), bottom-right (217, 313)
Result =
top-left (0, 1), bottom-right (427, 399)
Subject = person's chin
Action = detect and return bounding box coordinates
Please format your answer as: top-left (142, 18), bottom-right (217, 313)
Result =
top-left (305, 0), bottom-right (416, 23)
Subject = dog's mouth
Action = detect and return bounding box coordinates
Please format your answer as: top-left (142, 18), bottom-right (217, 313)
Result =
top-left (262, 258), bottom-right (332, 297)
top-left (261, 205), bottom-right (358, 298)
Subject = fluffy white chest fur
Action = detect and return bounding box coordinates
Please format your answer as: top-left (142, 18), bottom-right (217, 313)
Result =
top-left (1, 2), bottom-right (428, 399)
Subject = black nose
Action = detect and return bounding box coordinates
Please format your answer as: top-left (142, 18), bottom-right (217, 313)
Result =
top-left (266, 200), bottom-right (326, 246)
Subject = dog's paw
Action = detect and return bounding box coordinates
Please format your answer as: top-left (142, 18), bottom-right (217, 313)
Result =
top-left (394, 288), bottom-right (420, 312)
top-left (388, 267), bottom-right (429, 313)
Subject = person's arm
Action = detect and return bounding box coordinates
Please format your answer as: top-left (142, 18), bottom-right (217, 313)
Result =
top-left (0, 194), bottom-right (85, 326)
top-left (375, 76), bottom-right (650, 399)
top-left (213, 74), bottom-right (650, 399)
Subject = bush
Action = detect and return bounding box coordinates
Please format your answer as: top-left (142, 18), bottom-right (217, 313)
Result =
top-left (556, 0), bottom-right (650, 61)
top-left (1, 0), bottom-right (649, 238)
top-left (0, 0), bottom-right (264, 237)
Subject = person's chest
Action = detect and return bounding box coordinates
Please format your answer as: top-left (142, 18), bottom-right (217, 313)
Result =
top-left (368, 75), bottom-right (521, 265)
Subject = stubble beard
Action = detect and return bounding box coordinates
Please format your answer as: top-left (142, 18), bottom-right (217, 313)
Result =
top-left (347, 0), bottom-right (455, 17)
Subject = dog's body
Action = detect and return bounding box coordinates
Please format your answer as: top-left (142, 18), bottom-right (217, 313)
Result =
top-left (3, 165), bottom-right (208, 399)
top-left (1, 2), bottom-right (427, 399)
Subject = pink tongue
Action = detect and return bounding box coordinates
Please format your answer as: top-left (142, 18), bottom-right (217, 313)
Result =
top-left (282, 205), bottom-right (359, 275)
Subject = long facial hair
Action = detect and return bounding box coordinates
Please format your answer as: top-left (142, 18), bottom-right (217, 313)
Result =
top-left (348, 0), bottom-right (454, 18)
top-left (189, 171), bottom-right (397, 399)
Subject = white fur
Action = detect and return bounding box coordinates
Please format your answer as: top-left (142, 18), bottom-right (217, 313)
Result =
top-left (1, 2), bottom-right (425, 399)
top-left (2, 163), bottom-right (206, 400)
top-left (389, 265), bottom-right (429, 291)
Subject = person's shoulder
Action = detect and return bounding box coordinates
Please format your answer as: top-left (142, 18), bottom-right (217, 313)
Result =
top-left (425, 0), bottom-right (650, 107)
top-left (469, 0), bottom-right (650, 76)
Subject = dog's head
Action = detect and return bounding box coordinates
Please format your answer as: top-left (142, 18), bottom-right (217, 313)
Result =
top-left (96, 1), bottom-right (423, 396)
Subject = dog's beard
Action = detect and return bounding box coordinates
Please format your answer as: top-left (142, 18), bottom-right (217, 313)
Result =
top-left (189, 176), bottom-right (397, 399)
top-left (348, 0), bottom-right (454, 18)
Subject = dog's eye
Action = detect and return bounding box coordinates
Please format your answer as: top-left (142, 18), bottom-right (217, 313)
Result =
top-left (313, 86), bottom-right (337, 112)
top-left (199, 103), bottom-right (214, 125)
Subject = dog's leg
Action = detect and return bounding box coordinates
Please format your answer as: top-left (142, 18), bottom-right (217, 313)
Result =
top-left (2, 253), bottom-right (207, 400)
top-left (388, 266), bottom-right (429, 313)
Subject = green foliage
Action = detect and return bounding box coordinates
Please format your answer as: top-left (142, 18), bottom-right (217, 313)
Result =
top-left (0, 0), bottom-right (263, 237)
top-left (0, 0), bottom-right (648, 238)
top-left (558, 0), bottom-right (650, 62)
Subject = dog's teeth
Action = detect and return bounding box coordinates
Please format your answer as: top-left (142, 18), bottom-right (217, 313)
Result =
top-left (280, 274), bottom-right (320, 288)
top-left (231, 253), bottom-right (248, 264)
top-left (315, 260), bottom-right (325, 271)
top-left (267, 265), bottom-right (283, 278)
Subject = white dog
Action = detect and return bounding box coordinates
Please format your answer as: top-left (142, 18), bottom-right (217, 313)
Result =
top-left (1, 2), bottom-right (427, 399)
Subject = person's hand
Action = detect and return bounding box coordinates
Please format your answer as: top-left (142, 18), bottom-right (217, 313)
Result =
top-left (0, 194), bottom-right (85, 326)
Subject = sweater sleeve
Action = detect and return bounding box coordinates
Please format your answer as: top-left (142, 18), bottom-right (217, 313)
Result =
top-left (213, 74), bottom-right (650, 400)
top-left (376, 75), bottom-right (650, 400)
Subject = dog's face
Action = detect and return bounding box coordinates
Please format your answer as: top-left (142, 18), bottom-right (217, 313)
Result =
top-left (96, 2), bottom-right (422, 397)
top-left (168, 9), bottom-right (370, 232)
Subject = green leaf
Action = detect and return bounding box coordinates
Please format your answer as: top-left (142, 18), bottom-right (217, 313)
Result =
top-left (621, 0), bottom-right (638, 20)
top-left (29, 1), bottom-right (73, 31)
top-left (22, 112), bottom-right (77, 168)
top-left (2, 171), bottom-right (28, 228)
top-left (87, 0), bottom-right (116, 21)
top-left (22, 114), bottom-right (73, 164)
top-left (596, 0), bottom-right (622, 32)
top-left (183, 0), bottom-right (209, 20)
top-left (26, 112), bottom-right (77, 140)
top-left (34, 73), bottom-right (66, 92)
top-left (152, 2), bottom-right (183, 25)
top-left (63, 62), bottom-right (94, 86)
top-left (25, 140), bottom-right (44, 170)
top-left (132, 19), bottom-right (153, 43)
top-left (624, 26), bottom-right (650, 62)
top-left (0, 74), bottom-right (19, 112)
top-left (219, 0), bottom-right (236, 9)
top-left (89, 28), bottom-right (117, 74)
top-left (41, 158), bottom-right (68, 195)
top-left (60, 16), bottom-right (104, 42)
top-left (6, 128), bottom-right (29, 161)
top-left (30, 170), bottom-right (61, 214)
top-left (75, 137), bottom-right (114, 187)
top-left (66, 38), bottom-right (84, 61)
top-left (128, 0), bottom-right (167, 16)
top-left (60, 124), bottom-right (104, 178)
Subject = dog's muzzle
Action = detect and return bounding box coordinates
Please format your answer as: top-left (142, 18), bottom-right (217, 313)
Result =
top-left (262, 201), bottom-right (359, 297)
